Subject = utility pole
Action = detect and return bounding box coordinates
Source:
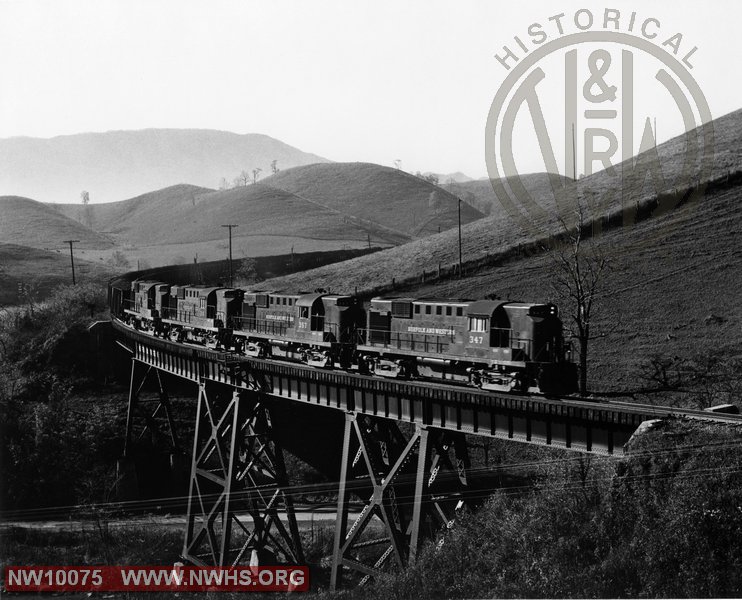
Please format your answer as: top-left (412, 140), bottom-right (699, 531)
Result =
top-left (63, 240), bottom-right (80, 285)
top-left (221, 224), bottom-right (238, 287)
top-left (457, 198), bottom-right (463, 278)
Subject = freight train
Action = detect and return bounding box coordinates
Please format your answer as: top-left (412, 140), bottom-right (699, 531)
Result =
top-left (110, 280), bottom-right (578, 395)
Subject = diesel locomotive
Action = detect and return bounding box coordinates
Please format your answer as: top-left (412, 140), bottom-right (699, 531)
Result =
top-left (110, 279), bottom-right (577, 395)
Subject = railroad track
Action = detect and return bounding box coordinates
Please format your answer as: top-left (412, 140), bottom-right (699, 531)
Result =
top-left (113, 318), bottom-right (742, 427)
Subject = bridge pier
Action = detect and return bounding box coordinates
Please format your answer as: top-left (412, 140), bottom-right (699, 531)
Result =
top-left (330, 414), bottom-right (471, 590)
top-left (117, 358), bottom-right (182, 501)
top-left (181, 381), bottom-right (304, 566)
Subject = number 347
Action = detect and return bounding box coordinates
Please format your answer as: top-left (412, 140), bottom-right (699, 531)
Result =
top-left (468, 335), bottom-right (483, 344)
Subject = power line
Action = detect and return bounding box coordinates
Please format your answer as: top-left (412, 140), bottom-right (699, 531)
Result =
top-left (3, 436), bottom-right (741, 521)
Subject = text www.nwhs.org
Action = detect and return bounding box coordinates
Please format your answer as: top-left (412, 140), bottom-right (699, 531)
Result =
top-left (5, 565), bottom-right (309, 592)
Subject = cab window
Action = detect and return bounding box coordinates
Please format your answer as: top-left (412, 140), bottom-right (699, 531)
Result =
top-left (468, 317), bottom-right (488, 332)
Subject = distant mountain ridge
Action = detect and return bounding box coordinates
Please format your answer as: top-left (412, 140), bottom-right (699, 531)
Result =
top-left (0, 128), bottom-right (330, 203)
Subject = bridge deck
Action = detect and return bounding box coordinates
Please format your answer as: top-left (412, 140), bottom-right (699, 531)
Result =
top-left (112, 319), bottom-right (742, 456)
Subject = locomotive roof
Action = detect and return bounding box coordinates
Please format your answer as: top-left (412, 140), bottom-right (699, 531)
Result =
top-left (371, 296), bottom-right (472, 304)
top-left (133, 280), bottom-right (164, 291)
top-left (185, 286), bottom-right (222, 294)
top-left (295, 293), bottom-right (325, 307)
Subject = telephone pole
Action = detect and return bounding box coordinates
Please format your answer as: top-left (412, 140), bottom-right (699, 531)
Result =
top-left (63, 240), bottom-right (80, 285)
top-left (221, 224), bottom-right (238, 287)
top-left (457, 198), bottom-right (463, 278)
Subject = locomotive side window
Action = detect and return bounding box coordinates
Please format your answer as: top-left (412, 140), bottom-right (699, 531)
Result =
top-left (300, 307), bottom-right (309, 318)
top-left (468, 317), bottom-right (488, 332)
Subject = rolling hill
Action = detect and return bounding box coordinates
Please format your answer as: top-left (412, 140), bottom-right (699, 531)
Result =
top-left (0, 129), bottom-right (330, 203)
top-left (262, 162), bottom-right (483, 238)
top-left (0, 196), bottom-right (114, 251)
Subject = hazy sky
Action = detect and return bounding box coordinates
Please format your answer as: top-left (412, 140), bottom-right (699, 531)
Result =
top-left (0, 0), bottom-right (739, 178)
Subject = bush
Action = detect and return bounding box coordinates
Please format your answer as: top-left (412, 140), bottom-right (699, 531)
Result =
top-left (0, 282), bottom-right (120, 512)
top-left (1, 283), bottom-right (108, 396)
top-left (0, 387), bottom-right (124, 511)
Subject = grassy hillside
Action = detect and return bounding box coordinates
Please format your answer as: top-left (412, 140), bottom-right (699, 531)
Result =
top-left (0, 128), bottom-right (329, 203)
top-left (52, 184), bottom-right (214, 230)
top-left (0, 196), bottom-right (114, 251)
top-left (0, 243), bottom-right (113, 305)
top-left (261, 109), bottom-right (740, 295)
top-left (451, 172), bottom-right (572, 216)
top-left (264, 162), bottom-right (484, 238)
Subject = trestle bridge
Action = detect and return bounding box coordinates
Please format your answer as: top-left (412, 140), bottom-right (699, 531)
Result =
top-left (108, 319), bottom-right (741, 589)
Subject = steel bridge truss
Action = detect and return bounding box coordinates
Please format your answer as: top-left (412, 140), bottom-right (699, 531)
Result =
top-left (124, 359), bottom-right (180, 458)
top-left (129, 363), bottom-right (476, 587)
top-left (330, 413), bottom-right (471, 589)
top-left (181, 380), bottom-right (304, 567)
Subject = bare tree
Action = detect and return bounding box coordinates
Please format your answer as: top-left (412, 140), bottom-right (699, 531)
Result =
top-left (233, 170), bottom-right (250, 187)
top-left (270, 159), bottom-right (279, 175)
top-left (550, 206), bottom-right (609, 397)
top-left (218, 177), bottom-right (231, 190)
top-left (252, 168), bottom-right (262, 184)
top-left (80, 190), bottom-right (94, 229)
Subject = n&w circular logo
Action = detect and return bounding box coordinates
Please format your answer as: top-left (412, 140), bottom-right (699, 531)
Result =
top-left (485, 7), bottom-right (714, 240)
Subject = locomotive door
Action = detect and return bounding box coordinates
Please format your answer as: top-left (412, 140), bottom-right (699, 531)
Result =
top-left (368, 312), bottom-right (391, 345)
top-left (243, 304), bottom-right (256, 330)
top-left (310, 302), bottom-right (325, 332)
top-left (491, 305), bottom-right (511, 348)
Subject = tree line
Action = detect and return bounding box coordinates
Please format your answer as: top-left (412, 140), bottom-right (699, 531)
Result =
top-left (219, 159), bottom-right (280, 190)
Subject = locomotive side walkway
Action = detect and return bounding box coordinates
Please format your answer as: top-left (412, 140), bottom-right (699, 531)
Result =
top-left (112, 319), bottom-right (741, 456)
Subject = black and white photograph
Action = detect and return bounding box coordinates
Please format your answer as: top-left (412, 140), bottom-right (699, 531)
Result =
top-left (1, 0), bottom-right (742, 597)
